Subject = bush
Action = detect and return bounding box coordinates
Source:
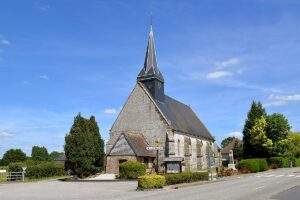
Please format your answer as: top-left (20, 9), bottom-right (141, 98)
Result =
top-left (238, 159), bottom-right (268, 173)
top-left (268, 157), bottom-right (288, 169)
top-left (138, 174), bottom-right (166, 190)
top-left (296, 158), bottom-right (300, 167)
top-left (8, 161), bottom-right (66, 179)
top-left (164, 172), bottom-right (209, 185)
top-left (119, 161), bottom-right (146, 179)
top-left (26, 162), bottom-right (66, 179)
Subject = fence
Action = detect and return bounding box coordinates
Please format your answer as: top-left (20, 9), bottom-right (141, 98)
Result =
top-left (0, 170), bottom-right (25, 182)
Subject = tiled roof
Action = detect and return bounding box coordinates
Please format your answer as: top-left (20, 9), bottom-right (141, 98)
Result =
top-left (123, 133), bottom-right (156, 157)
top-left (155, 95), bottom-right (214, 141)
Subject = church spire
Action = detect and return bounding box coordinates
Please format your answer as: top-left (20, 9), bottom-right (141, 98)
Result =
top-left (137, 25), bottom-right (164, 83)
top-left (137, 24), bottom-right (165, 102)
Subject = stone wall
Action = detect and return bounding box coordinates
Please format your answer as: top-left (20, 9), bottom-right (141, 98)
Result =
top-left (174, 132), bottom-right (211, 171)
top-left (106, 155), bottom-right (137, 174)
top-left (106, 83), bottom-right (168, 172)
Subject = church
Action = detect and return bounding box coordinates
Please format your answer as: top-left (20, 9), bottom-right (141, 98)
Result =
top-left (105, 26), bottom-right (219, 174)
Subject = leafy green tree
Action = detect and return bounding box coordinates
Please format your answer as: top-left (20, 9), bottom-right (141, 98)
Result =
top-left (31, 146), bottom-right (50, 161)
top-left (1, 149), bottom-right (26, 165)
top-left (249, 116), bottom-right (273, 157)
top-left (243, 101), bottom-right (267, 158)
top-left (275, 132), bottom-right (300, 158)
top-left (49, 151), bottom-right (64, 161)
top-left (64, 114), bottom-right (104, 177)
top-left (266, 113), bottom-right (291, 142)
top-left (233, 141), bottom-right (243, 161)
top-left (221, 137), bottom-right (235, 148)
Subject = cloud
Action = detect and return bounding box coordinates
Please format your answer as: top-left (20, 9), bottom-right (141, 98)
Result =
top-left (206, 70), bottom-right (233, 79)
top-left (0, 130), bottom-right (14, 138)
top-left (227, 131), bottom-right (243, 139)
top-left (104, 108), bottom-right (117, 115)
top-left (1, 39), bottom-right (11, 46)
top-left (215, 57), bottom-right (240, 69)
top-left (39, 75), bottom-right (49, 80)
top-left (265, 94), bottom-right (300, 107)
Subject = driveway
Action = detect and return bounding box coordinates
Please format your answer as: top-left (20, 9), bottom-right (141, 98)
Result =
top-left (0, 167), bottom-right (300, 200)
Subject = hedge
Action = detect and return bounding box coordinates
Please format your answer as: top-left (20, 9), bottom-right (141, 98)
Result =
top-left (8, 162), bottom-right (66, 179)
top-left (238, 159), bottom-right (268, 173)
top-left (119, 161), bottom-right (146, 179)
top-left (163, 172), bottom-right (209, 185)
top-left (296, 158), bottom-right (300, 167)
top-left (268, 157), bottom-right (289, 169)
top-left (138, 174), bottom-right (166, 190)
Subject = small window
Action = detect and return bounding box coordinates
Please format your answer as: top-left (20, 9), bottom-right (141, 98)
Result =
top-left (177, 139), bottom-right (180, 156)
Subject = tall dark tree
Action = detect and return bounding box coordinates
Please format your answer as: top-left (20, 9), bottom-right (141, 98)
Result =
top-left (31, 146), bottom-right (50, 161)
top-left (266, 113), bottom-right (291, 142)
top-left (242, 101), bottom-right (267, 158)
top-left (1, 149), bottom-right (27, 165)
top-left (64, 114), bottom-right (104, 177)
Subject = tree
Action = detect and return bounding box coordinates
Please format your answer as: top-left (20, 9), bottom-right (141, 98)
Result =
top-left (242, 101), bottom-right (266, 158)
top-left (49, 151), bottom-right (64, 161)
top-left (31, 146), bottom-right (50, 161)
top-left (1, 149), bottom-right (26, 165)
top-left (266, 113), bottom-right (291, 142)
top-left (64, 114), bottom-right (105, 177)
top-left (249, 116), bottom-right (273, 157)
top-left (221, 137), bottom-right (235, 148)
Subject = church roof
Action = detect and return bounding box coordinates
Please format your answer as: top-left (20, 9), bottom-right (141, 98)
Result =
top-left (107, 132), bottom-right (156, 157)
top-left (137, 26), bottom-right (164, 83)
top-left (153, 93), bottom-right (214, 141)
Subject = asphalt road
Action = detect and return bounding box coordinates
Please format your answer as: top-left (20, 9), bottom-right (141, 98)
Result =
top-left (0, 167), bottom-right (299, 200)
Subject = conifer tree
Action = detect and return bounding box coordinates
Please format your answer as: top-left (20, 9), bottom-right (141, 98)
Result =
top-left (242, 101), bottom-right (266, 158)
top-left (64, 113), bottom-right (105, 177)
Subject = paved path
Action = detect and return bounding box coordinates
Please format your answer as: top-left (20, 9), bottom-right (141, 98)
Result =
top-left (0, 168), bottom-right (299, 200)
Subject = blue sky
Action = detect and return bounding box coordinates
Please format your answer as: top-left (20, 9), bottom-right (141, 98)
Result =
top-left (0, 0), bottom-right (300, 156)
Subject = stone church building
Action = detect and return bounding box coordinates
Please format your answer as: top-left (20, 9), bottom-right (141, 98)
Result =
top-left (106, 26), bottom-right (219, 174)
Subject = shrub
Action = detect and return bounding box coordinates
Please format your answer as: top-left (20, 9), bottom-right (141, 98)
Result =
top-left (164, 172), bottom-right (209, 185)
top-left (119, 161), bottom-right (146, 179)
top-left (268, 157), bottom-right (287, 169)
top-left (238, 159), bottom-right (268, 173)
top-left (8, 162), bottom-right (66, 179)
top-left (138, 174), bottom-right (166, 190)
top-left (296, 158), bottom-right (300, 167)
top-left (26, 162), bottom-right (66, 179)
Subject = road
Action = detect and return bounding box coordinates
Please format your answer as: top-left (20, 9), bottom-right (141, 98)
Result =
top-left (0, 167), bottom-right (299, 200)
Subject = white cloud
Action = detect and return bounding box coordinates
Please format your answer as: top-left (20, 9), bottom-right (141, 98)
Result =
top-left (0, 130), bottom-right (14, 138)
top-left (265, 94), bottom-right (300, 107)
top-left (206, 70), bottom-right (233, 79)
top-left (39, 75), bottom-right (49, 80)
top-left (227, 131), bottom-right (243, 139)
top-left (215, 57), bottom-right (240, 69)
top-left (1, 39), bottom-right (11, 45)
top-left (104, 108), bottom-right (117, 115)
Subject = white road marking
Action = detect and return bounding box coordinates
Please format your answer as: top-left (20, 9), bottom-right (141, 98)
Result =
top-left (288, 174), bottom-right (295, 177)
top-left (275, 175), bottom-right (284, 178)
top-left (255, 186), bottom-right (265, 190)
top-left (295, 175), bottom-right (300, 178)
top-left (265, 174), bottom-right (275, 177)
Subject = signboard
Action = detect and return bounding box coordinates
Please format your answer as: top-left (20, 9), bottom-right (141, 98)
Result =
top-left (146, 146), bottom-right (163, 151)
top-left (166, 162), bottom-right (181, 173)
top-left (0, 170), bottom-right (6, 173)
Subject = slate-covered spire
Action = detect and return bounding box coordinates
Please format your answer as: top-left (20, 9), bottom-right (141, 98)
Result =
top-left (137, 25), bottom-right (165, 102)
top-left (137, 25), bottom-right (164, 83)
